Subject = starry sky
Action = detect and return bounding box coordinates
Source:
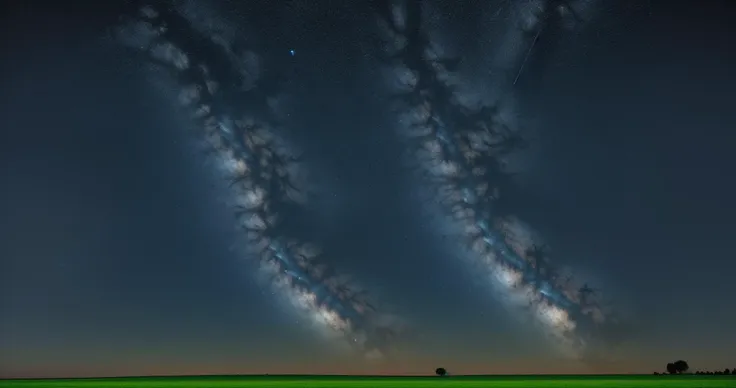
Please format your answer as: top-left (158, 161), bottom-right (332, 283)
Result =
top-left (1, 0), bottom-right (735, 378)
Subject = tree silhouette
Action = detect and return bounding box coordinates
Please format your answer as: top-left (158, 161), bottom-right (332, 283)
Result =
top-left (674, 360), bottom-right (689, 374)
top-left (666, 363), bottom-right (677, 374)
top-left (435, 367), bottom-right (447, 377)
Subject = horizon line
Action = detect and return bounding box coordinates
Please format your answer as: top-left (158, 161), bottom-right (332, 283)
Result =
top-left (1, 373), bottom-right (666, 381)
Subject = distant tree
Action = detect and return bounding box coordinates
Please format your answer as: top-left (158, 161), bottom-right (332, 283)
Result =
top-left (673, 360), bottom-right (689, 374)
top-left (435, 367), bottom-right (447, 377)
top-left (724, 368), bottom-right (731, 375)
top-left (653, 372), bottom-right (659, 375)
top-left (666, 363), bottom-right (677, 375)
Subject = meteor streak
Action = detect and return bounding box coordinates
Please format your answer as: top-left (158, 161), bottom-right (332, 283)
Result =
top-left (506, 0), bottom-right (598, 86)
top-left (115, 0), bottom-right (403, 358)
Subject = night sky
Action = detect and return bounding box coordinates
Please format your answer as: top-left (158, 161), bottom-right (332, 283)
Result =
top-left (1, 0), bottom-right (735, 378)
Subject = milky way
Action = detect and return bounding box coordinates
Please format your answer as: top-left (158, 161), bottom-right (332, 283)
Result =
top-left (374, 0), bottom-right (627, 360)
top-left (114, 0), bottom-right (404, 359)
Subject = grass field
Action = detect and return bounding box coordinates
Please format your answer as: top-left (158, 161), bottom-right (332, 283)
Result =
top-left (1, 375), bottom-right (735, 388)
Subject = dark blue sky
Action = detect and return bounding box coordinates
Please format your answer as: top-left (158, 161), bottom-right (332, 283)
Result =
top-left (1, 0), bottom-right (735, 378)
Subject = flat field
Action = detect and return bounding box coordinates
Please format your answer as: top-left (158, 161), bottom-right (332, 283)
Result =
top-left (1, 375), bottom-right (734, 388)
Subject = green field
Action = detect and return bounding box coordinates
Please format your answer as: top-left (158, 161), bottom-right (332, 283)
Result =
top-left (1, 375), bottom-right (734, 388)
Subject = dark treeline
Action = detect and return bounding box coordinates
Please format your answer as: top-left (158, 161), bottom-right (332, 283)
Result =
top-left (652, 360), bottom-right (735, 376)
